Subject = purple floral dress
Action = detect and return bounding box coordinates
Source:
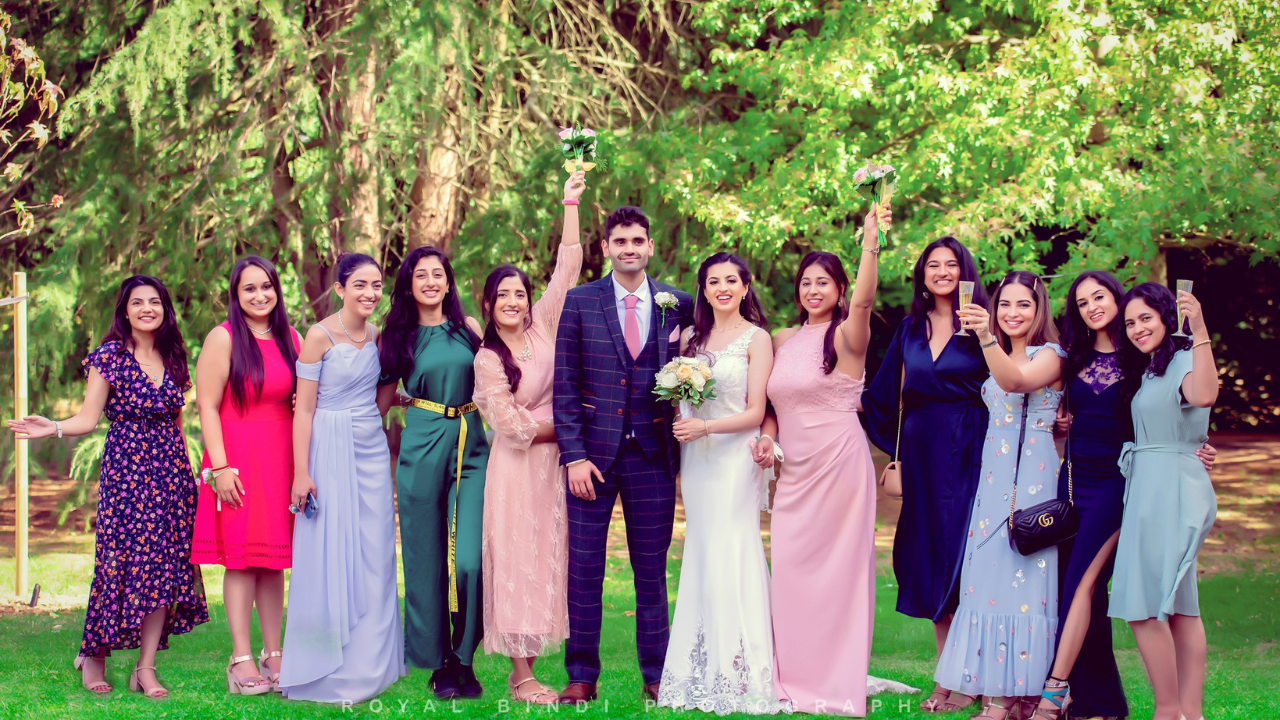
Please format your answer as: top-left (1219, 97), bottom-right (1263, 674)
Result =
top-left (80, 342), bottom-right (208, 657)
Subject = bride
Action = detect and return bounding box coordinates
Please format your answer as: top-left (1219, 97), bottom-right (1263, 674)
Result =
top-left (657, 252), bottom-right (786, 715)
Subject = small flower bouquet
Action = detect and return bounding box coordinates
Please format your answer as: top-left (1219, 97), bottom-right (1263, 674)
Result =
top-left (653, 356), bottom-right (716, 419)
top-left (851, 161), bottom-right (898, 247)
top-left (654, 291), bottom-right (678, 325)
top-left (559, 126), bottom-right (599, 174)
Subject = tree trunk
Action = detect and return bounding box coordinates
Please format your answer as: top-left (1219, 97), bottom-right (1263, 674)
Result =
top-left (345, 48), bottom-right (381, 258)
top-left (256, 15), bottom-right (329, 321)
top-left (407, 7), bottom-right (466, 251)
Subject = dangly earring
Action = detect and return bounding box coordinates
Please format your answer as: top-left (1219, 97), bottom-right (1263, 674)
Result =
top-left (922, 290), bottom-right (930, 299)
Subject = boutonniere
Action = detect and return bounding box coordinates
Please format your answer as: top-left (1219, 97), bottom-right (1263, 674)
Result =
top-left (654, 292), bottom-right (678, 326)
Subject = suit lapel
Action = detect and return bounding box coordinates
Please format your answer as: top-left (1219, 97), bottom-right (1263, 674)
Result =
top-left (599, 275), bottom-right (630, 364)
top-left (650, 277), bottom-right (670, 366)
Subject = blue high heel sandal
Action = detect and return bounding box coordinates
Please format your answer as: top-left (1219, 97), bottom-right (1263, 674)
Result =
top-left (1032, 677), bottom-right (1070, 720)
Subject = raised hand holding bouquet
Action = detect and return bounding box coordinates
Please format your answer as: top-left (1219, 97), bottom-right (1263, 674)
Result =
top-left (851, 160), bottom-right (897, 247)
top-left (559, 125), bottom-right (600, 174)
top-left (653, 356), bottom-right (716, 422)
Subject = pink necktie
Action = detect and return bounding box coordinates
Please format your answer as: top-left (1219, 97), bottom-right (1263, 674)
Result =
top-left (624, 294), bottom-right (641, 359)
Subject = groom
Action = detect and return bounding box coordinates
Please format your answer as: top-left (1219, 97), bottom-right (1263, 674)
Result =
top-left (553, 205), bottom-right (693, 705)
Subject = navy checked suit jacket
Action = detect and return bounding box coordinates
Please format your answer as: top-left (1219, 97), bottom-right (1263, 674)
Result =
top-left (553, 274), bottom-right (694, 477)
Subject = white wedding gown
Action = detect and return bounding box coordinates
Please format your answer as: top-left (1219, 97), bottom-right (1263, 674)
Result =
top-left (658, 327), bottom-right (789, 715)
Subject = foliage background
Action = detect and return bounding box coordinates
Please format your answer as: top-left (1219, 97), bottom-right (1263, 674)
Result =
top-left (1, 0), bottom-right (1278, 465)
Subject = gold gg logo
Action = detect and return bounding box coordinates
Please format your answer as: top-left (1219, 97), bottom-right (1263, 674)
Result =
top-left (1037, 514), bottom-right (1054, 528)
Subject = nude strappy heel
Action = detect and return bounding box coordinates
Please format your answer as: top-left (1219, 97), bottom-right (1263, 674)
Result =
top-left (129, 664), bottom-right (169, 699)
top-left (73, 655), bottom-right (112, 694)
top-left (225, 654), bottom-right (270, 695)
top-left (258, 649), bottom-right (283, 693)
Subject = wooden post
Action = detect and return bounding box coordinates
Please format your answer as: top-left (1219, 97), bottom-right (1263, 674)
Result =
top-left (13, 272), bottom-right (29, 598)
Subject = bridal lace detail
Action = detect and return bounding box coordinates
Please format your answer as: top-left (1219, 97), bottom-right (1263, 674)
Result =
top-left (658, 617), bottom-right (792, 716)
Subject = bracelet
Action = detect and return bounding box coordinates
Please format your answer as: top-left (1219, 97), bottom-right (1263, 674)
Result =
top-left (758, 433), bottom-right (774, 444)
top-left (1192, 339), bottom-right (1210, 350)
top-left (980, 337), bottom-right (999, 348)
top-left (54, 421), bottom-right (63, 439)
top-left (209, 463), bottom-right (230, 473)
top-left (201, 467), bottom-right (238, 485)
top-left (703, 419), bottom-right (711, 436)
top-left (565, 459), bottom-right (587, 467)
top-left (862, 245), bottom-right (881, 254)
top-left (562, 199), bottom-right (580, 206)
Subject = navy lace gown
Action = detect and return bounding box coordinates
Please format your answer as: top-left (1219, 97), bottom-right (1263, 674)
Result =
top-left (1054, 351), bottom-right (1128, 718)
top-left (864, 317), bottom-right (988, 621)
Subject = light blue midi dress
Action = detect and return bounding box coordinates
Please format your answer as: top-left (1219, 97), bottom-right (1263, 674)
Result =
top-left (1109, 349), bottom-right (1214, 622)
top-left (280, 326), bottom-right (407, 704)
top-left (936, 344), bottom-right (1065, 698)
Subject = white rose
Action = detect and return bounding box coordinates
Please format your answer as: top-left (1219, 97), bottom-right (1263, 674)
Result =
top-left (654, 291), bottom-right (677, 308)
top-left (657, 370), bottom-right (679, 389)
top-left (690, 372), bottom-right (706, 391)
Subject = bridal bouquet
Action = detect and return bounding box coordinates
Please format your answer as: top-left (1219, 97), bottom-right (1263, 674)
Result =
top-left (559, 126), bottom-right (600, 174)
top-left (851, 160), bottom-right (898, 247)
top-left (653, 356), bottom-right (716, 419)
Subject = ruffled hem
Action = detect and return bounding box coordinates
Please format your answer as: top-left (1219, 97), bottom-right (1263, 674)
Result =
top-left (935, 607), bottom-right (1057, 697)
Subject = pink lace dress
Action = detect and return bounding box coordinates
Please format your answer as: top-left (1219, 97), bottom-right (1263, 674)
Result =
top-left (475, 242), bottom-right (582, 657)
top-left (766, 321), bottom-right (877, 716)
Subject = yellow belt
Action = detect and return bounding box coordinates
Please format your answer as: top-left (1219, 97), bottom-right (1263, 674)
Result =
top-left (410, 397), bottom-right (478, 612)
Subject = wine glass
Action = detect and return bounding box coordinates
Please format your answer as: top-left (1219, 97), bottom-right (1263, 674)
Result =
top-left (955, 281), bottom-right (976, 336)
top-left (1173, 279), bottom-right (1193, 337)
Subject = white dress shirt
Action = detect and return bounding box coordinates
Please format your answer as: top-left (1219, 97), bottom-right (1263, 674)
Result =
top-left (611, 272), bottom-right (652, 344)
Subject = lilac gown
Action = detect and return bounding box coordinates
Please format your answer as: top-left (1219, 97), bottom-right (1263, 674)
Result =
top-left (280, 327), bottom-right (406, 704)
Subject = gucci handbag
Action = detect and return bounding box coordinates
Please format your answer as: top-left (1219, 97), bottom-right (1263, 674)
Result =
top-left (1008, 395), bottom-right (1079, 556)
top-left (877, 369), bottom-right (904, 498)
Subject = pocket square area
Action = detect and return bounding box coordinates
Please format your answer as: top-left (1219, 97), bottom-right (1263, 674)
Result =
top-left (668, 327), bottom-right (681, 343)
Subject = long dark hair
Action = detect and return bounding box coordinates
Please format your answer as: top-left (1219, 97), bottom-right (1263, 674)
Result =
top-left (104, 275), bottom-right (190, 387)
top-left (684, 252), bottom-right (768, 360)
top-left (988, 271), bottom-right (1060, 352)
top-left (480, 264), bottom-right (532, 393)
top-left (794, 251), bottom-right (848, 375)
top-left (379, 246), bottom-right (479, 383)
top-left (1121, 282), bottom-right (1191, 378)
top-left (1061, 270), bottom-right (1144, 398)
top-left (908, 236), bottom-right (987, 336)
top-left (226, 256), bottom-right (298, 411)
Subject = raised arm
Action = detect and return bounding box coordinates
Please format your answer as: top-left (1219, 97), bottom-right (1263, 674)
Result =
top-left (1178, 290), bottom-right (1218, 408)
top-left (533, 175), bottom-right (586, 332)
top-left (966, 305), bottom-right (1064, 392)
top-left (840, 203), bottom-right (890, 357)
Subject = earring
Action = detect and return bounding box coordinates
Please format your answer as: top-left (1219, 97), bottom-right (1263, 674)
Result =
top-left (922, 290), bottom-right (930, 299)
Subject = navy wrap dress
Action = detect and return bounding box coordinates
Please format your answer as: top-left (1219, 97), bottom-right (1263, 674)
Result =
top-left (864, 316), bottom-right (989, 621)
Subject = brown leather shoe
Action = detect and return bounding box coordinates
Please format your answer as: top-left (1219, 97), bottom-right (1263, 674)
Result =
top-left (643, 682), bottom-right (660, 702)
top-left (557, 682), bottom-right (598, 705)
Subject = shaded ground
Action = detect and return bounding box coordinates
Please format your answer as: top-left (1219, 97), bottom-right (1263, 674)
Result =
top-left (1, 433), bottom-right (1277, 616)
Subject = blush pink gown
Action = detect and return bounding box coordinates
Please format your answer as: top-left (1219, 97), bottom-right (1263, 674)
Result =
top-left (474, 242), bottom-right (582, 657)
top-left (766, 321), bottom-right (876, 716)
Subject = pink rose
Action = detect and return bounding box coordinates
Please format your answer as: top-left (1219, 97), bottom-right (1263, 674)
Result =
top-left (558, 127), bottom-right (574, 140)
top-left (582, 128), bottom-right (597, 137)
top-left (853, 167), bottom-right (868, 183)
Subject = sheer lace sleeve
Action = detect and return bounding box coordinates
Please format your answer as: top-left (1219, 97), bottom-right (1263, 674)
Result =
top-left (474, 349), bottom-right (540, 450)
top-left (531, 243), bottom-right (584, 337)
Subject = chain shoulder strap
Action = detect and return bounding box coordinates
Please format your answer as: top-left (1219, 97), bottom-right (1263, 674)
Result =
top-left (893, 365), bottom-right (905, 462)
top-left (1006, 393), bottom-right (1032, 531)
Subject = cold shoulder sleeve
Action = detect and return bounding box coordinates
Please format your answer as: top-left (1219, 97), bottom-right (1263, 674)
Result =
top-left (1028, 342), bottom-right (1067, 360)
top-left (473, 349), bottom-right (540, 451)
top-left (297, 360), bottom-right (322, 383)
top-left (532, 243), bottom-right (584, 337)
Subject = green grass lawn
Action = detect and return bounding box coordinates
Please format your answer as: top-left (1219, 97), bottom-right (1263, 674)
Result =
top-left (0, 551), bottom-right (1276, 719)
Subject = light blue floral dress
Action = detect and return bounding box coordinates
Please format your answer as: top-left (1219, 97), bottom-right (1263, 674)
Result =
top-left (935, 343), bottom-right (1065, 698)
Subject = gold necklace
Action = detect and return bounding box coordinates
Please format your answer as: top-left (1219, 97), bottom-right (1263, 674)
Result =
top-left (516, 335), bottom-right (532, 361)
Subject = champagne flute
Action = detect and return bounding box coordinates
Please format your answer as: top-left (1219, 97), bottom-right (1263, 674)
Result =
top-left (1173, 279), bottom-right (1193, 337)
top-left (955, 281), bottom-right (975, 336)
